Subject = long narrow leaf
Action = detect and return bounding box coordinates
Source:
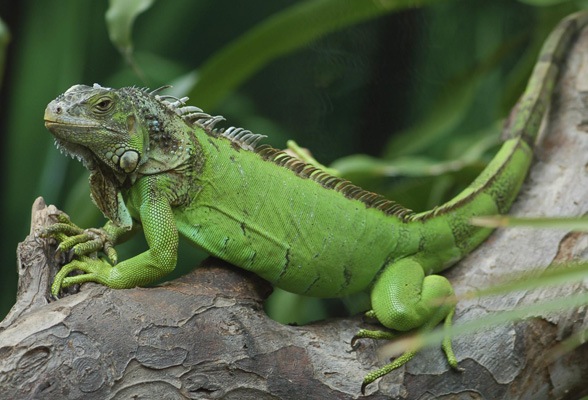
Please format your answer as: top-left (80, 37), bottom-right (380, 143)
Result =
top-left (471, 215), bottom-right (588, 231)
top-left (332, 130), bottom-right (497, 178)
top-left (105, 0), bottom-right (157, 81)
top-left (106, 0), bottom-right (156, 58)
top-left (0, 17), bottom-right (9, 88)
top-left (463, 262), bottom-right (588, 299)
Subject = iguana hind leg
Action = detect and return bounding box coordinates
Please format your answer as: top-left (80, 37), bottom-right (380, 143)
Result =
top-left (357, 255), bottom-right (459, 393)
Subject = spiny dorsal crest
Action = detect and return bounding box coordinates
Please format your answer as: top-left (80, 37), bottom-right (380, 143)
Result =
top-left (152, 90), bottom-right (266, 151)
top-left (150, 87), bottom-right (412, 220)
top-left (255, 145), bottom-right (414, 221)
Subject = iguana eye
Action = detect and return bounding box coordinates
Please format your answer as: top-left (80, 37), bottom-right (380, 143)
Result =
top-left (94, 98), bottom-right (114, 114)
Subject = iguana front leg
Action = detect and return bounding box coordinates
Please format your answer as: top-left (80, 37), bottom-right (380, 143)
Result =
top-left (48, 178), bottom-right (179, 297)
top-left (356, 255), bottom-right (459, 394)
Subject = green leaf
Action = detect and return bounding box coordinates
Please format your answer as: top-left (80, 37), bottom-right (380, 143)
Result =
top-left (333, 132), bottom-right (497, 179)
top-left (471, 216), bottom-right (588, 231)
top-left (106, 0), bottom-right (155, 55)
top-left (0, 17), bottom-right (10, 88)
top-left (105, 0), bottom-right (156, 79)
top-left (468, 262), bottom-right (588, 298)
top-left (383, 75), bottom-right (479, 159)
top-left (188, 0), bottom-right (445, 110)
top-left (335, 154), bottom-right (468, 178)
top-left (517, 0), bottom-right (575, 5)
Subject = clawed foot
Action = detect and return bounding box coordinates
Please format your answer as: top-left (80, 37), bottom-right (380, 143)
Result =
top-left (50, 256), bottom-right (115, 297)
top-left (353, 308), bottom-right (461, 394)
top-left (39, 213), bottom-right (120, 298)
top-left (351, 327), bottom-right (410, 394)
top-left (39, 213), bottom-right (118, 264)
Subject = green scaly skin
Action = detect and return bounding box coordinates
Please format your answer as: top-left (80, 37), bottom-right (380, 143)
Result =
top-left (41, 12), bottom-right (588, 394)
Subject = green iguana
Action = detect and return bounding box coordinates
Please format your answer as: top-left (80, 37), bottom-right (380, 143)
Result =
top-left (42, 12), bottom-right (588, 394)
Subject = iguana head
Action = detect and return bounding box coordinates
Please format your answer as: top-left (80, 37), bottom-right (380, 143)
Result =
top-left (44, 83), bottom-right (217, 226)
top-left (44, 84), bottom-right (148, 176)
top-left (45, 83), bottom-right (191, 228)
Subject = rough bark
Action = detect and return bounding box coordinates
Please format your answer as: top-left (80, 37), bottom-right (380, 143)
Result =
top-left (2, 23), bottom-right (588, 400)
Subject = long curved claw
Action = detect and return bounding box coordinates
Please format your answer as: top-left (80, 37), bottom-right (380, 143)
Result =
top-left (103, 241), bottom-right (118, 264)
top-left (351, 328), bottom-right (398, 349)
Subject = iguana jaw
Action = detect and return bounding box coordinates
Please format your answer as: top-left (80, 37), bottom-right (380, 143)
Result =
top-left (51, 137), bottom-right (95, 168)
top-left (43, 109), bottom-right (101, 169)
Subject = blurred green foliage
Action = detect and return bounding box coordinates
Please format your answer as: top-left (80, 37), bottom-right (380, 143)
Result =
top-left (0, 0), bottom-right (583, 323)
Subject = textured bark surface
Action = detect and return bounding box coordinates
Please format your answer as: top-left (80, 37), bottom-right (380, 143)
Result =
top-left (2, 23), bottom-right (588, 400)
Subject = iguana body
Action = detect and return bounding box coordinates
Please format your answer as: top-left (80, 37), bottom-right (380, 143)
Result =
top-left (42, 12), bottom-right (588, 393)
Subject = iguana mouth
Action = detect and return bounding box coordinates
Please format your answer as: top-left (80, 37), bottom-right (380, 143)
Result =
top-left (44, 120), bottom-right (101, 131)
top-left (44, 98), bottom-right (102, 132)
